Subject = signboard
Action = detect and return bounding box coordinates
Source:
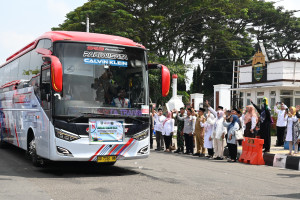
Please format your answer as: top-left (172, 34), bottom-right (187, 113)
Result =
top-left (252, 51), bottom-right (267, 83)
top-left (89, 119), bottom-right (124, 142)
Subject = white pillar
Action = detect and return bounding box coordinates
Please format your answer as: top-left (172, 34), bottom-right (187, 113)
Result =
top-left (172, 74), bottom-right (178, 97)
top-left (86, 17), bottom-right (90, 33)
top-left (213, 84), bottom-right (231, 110)
top-left (190, 93), bottom-right (204, 111)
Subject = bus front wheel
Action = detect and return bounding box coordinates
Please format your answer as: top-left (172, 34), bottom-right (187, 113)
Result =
top-left (28, 137), bottom-right (46, 167)
top-left (0, 137), bottom-right (8, 149)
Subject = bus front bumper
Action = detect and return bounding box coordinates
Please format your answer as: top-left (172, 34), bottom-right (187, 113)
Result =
top-left (49, 137), bottom-right (150, 162)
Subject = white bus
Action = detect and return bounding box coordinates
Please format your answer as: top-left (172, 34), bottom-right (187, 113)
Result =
top-left (0, 31), bottom-right (170, 166)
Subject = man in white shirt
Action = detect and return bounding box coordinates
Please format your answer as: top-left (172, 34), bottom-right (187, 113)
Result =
top-left (274, 102), bottom-right (287, 146)
top-left (154, 108), bottom-right (166, 151)
top-left (112, 88), bottom-right (130, 108)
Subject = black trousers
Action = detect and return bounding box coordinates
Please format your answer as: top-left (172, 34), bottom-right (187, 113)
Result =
top-left (150, 128), bottom-right (153, 148)
top-left (276, 126), bottom-right (286, 146)
top-left (164, 135), bottom-right (172, 149)
top-left (228, 143), bottom-right (237, 161)
top-left (184, 134), bottom-right (194, 154)
top-left (207, 148), bottom-right (214, 157)
top-left (156, 131), bottom-right (163, 150)
top-left (260, 122), bottom-right (271, 151)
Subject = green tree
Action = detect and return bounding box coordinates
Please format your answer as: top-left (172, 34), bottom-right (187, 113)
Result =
top-left (53, 0), bottom-right (300, 100)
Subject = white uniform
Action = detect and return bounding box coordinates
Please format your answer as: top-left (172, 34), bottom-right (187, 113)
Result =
top-left (113, 97), bottom-right (130, 108)
top-left (285, 116), bottom-right (298, 141)
top-left (163, 119), bottom-right (175, 136)
top-left (201, 115), bottom-right (215, 149)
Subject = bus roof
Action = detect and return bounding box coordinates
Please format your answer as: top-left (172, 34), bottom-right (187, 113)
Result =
top-left (3, 31), bottom-right (146, 66)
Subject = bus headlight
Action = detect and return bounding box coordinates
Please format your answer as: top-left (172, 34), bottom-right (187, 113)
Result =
top-left (56, 146), bottom-right (73, 157)
top-left (132, 129), bottom-right (149, 141)
top-left (55, 128), bottom-right (80, 141)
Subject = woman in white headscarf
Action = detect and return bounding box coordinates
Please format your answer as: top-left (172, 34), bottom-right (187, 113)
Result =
top-left (211, 110), bottom-right (227, 160)
top-left (201, 111), bottom-right (215, 158)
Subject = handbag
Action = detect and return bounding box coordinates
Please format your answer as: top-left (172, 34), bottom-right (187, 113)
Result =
top-left (169, 145), bottom-right (176, 150)
top-left (235, 128), bottom-right (244, 140)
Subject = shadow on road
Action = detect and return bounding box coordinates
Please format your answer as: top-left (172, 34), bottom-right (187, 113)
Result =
top-left (0, 144), bottom-right (139, 179)
top-left (266, 193), bottom-right (300, 199)
top-left (277, 173), bottom-right (300, 178)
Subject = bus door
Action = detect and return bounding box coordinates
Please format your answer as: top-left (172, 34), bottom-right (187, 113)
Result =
top-left (40, 66), bottom-right (51, 117)
top-left (37, 65), bottom-right (51, 158)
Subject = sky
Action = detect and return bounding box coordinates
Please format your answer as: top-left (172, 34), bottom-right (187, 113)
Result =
top-left (0, 0), bottom-right (88, 64)
top-left (0, 0), bottom-right (299, 90)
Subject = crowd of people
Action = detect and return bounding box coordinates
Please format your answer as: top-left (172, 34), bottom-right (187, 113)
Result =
top-left (150, 98), bottom-right (300, 162)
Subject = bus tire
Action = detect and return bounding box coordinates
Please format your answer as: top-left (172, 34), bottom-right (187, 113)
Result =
top-left (0, 140), bottom-right (7, 149)
top-left (28, 137), bottom-right (46, 167)
top-left (0, 136), bottom-right (8, 149)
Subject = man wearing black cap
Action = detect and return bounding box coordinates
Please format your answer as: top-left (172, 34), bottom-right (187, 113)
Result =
top-left (194, 108), bottom-right (206, 156)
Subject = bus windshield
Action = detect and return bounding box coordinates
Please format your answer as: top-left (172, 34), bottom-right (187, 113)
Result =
top-left (54, 42), bottom-right (149, 117)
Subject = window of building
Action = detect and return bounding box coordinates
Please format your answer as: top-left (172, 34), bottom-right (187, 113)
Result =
top-left (280, 97), bottom-right (292, 107)
top-left (280, 90), bottom-right (293, 107)
top-left (257, 92), bottom-right (264, 96)
top-left (246, 99), bottom-right (251, 106)
top-left (280, 90), bottom-right (293, 95)
top-left (247, 93), bottom-right (251, 97)
top-left (270, 91), bottom-right (276, 96)
top-left (270, 97), bottom-right (276, 115)
top-left (257, 98), bottom-right (263, 106)
top-left (295, 98), bottom-right (300, 106)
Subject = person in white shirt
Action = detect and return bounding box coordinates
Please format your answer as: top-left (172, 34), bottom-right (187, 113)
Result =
top-left (274, 102), bottom-right (288, 146)
top-left (211, 110), bottom-right (227, 160)
top-left (206, 100), bottom-right (227, 160)
top-left (200, 111), bottom-right (215, 158)
top-left (154, 108), bottom-right (166, 151)
top-left (112, 88), bottom-right (130, 108)
top-left (286, 107), bottom-right (299, 155)
top-left (162, 112), bottom-right (175, 152)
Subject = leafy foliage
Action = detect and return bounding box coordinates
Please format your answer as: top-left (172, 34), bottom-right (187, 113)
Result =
top-left (53, 0), bottom-right (300, 102)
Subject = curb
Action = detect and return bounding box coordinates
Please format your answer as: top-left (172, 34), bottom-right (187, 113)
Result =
top-left (263, 153), bottom-right (300, 170)
top-left (151, 150), bottom-right (300, 171)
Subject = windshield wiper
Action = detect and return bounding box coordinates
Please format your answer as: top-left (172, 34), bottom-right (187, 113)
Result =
top-left (123, 115), bottom-right (146, 124)
top-left (67, 113), bottom-right (105, 123)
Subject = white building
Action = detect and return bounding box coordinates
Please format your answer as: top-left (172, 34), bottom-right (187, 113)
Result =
top-left (236, 58), bottom-right (300, 110)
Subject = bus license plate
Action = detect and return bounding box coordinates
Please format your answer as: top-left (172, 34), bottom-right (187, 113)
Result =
top-left (97, 156), bottom-right (116, 163)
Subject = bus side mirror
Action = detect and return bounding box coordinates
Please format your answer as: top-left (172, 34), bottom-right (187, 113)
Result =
top-left (42, 55), bottom-right (63, 92)
top-left (148, 64), bottom-right (170, 97)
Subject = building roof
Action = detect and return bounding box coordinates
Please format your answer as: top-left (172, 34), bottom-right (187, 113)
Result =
top-left (239, 59), bottom-right (300, 68)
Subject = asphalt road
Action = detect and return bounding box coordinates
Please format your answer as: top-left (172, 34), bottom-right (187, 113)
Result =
top-left (0, 145), bottom-right (300, 200)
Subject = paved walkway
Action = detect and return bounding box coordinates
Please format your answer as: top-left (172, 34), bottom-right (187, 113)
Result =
top-left (153, 135), bottom-right (300, 170)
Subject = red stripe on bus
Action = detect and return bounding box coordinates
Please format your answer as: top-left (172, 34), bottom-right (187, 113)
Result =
top-left (14, 124), bottom-right (19, 147)
top-left (89, 145), bottom-right (105, 161)
top-left (116, 138), bottom-right (133, 155)
top-left (108, 144), bottom-right (119, 155)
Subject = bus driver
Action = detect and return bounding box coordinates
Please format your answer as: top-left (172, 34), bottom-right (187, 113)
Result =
top-left (112, 87), bottom-right (131, 108)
